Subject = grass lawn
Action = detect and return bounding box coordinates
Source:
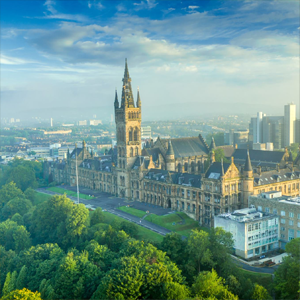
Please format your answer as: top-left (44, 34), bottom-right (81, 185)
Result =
top-left (103, 211), bottom-right (163, 244)
top-left (118, 206), bottom-right (147, 218)
top-left (145, 212), bottom-right (204, 237)
top-left (34, 192), bottom-right (53, 205)
top-left (47, 187), bottom-right (95, 200)
top-left (239, 268), bottom-right (273, 293)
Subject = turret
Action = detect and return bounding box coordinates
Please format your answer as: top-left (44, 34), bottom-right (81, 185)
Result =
top-left (166, 140), bottom-right (175, 171)
top-left (136, 87), bottom-right (141, 108)
top-left (114, 89), bottom-right (119, 109)
top-left (244, 150), bottom-right (253, 176)
top-left (242, 150), bottom-right (254, 207)
top-left (209, 137), bottom-right (216, 152)
top-left (221, 158), bottom-right (225, 177)
top-left (210, 150), bottom-right (215, 164)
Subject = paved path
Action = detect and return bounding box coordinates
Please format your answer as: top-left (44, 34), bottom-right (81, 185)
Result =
top-left (36, 186), bottom-right (279, 274)
top-left (36, 187), bottom-right (172, 237)
top-left (231, 255), bottom-right (278, 274)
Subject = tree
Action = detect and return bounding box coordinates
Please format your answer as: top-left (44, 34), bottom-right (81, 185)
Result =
top-left (2, 271), bottom-right (17, 297)
top-left (64, 203), bottom-right (89, 246)
top-left (118, 221), bottom-right (139, 238)
top-left (1, 288), bottom-right (42, 300)
top-left (214, 148), bottom-right (229, 163)
top-left (11, 214), bottom-right (24, 226)
top-left (4, 166), bottom-right (37, 192)
top-left (251, 283), bottom-right (271, 300)
top-left (0, 220), bottom-right (31, 252)
top-left (208, 227), bottom-right (234, 274)
top-left (161, 232), bottom-right (187, 267)
top-left (92, 256), bottom-right (143, 300)
top-left (90, 207), bottom-right (105, 226)
top-left (285, 237), bottom-right (300, 259)
top-left (1, 198), bottom-right (32, 221)
top-left (31, 195), bottom-right (73, 245)
top-left (192, 269), bottom-right (238, 300)
top-left (187, 230), bottom-right (213, 274)
top-left (206, 132), bottom-right (225, 147)
top-left (15, 266), bottom-right (27, 290)
top-left (24, 188), bottom-right (35, 203)
top-left (0, 183), bottom-right (24, 210)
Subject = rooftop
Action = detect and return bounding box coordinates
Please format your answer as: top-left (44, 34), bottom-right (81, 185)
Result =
top-left (216, 206), bottom-right (276, 223)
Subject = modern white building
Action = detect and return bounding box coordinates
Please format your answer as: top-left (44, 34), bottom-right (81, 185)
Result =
top-left (50, 118), bottom-right (53, 127)
top-left (249, 191), bottom-right (300, 249)
top-left (284, 103), bottom-right (296, 146)
top-left (141, 126), bottom-right (152, 139)
top-left (89, 120), bottom-right (102, 126)
top-left (214, 207), bottom-right (279, 259)
top-left (78, 120), bottom-right (87, 126)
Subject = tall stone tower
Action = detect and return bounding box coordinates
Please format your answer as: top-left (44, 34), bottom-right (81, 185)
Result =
top-left (242, 150), bottom-right (254, 207)
top-left (115, 59), bottom-right (142, 198)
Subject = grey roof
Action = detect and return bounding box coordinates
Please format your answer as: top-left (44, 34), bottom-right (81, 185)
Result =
top-left (166, 140), bottom-right (175, 156)
top-left (145, 168), bottom-right (201, 188)
top-left (79, 158), bottom-right (112, 172)
top-left (244, 151), bottom-right (253, 172)
top-left (132, 156), bottom-right (151, 170)
top-left (161, 135), bottom-right (209, 158)
top-left (233, 149), bottom-right (285, 164)
top-left (205, 162), bottom-right (231, 179)
top-left (253, 169), bottom-right (300, 186)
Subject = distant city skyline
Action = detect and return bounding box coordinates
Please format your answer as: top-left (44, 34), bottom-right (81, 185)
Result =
top-left (1, 0), bottom-right (299, 119)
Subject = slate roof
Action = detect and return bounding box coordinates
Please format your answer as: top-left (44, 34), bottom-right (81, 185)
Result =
top-left (132, 156), bottom-right (151, 170)
top-left (253, 169), bottom-right (300, 186)
top-left (79, 158), bottom-right (112, 172)
top-left (70, 148), bottom-right (83, 159)
top-left (205, 162), bottom-right (231, 179)
top-left (161, 135), bottom-right (209, 158)
top-left (145, 168), bottom-right (202, 188)
top-left (233, 149), bottom-right (285, 164)
top-left (142, 147), bottom-right (162, 162)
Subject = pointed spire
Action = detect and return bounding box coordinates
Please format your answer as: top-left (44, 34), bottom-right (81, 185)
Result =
top-left (221, 158), bottom-right (224, 176)
top-left (114, 89), bottom-right (119, 109)
top-left (136, 87), bottom-right (141, 107)
top-left (209, 137), bottom-right (216, 151)
top-left (67, 148), bottom-right (70, 159)
top-left (166, 140), bottom-right (174, 156)
top-left (82, 140), bottom-right (86, 149)
top-left (244, 150), bottom-right (252, 172)
top-left (124, 58), bottom-right (129, 79)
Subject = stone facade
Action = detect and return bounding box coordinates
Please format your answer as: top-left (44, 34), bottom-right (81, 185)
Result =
top-left (44, 60), bottom-right (300, 227)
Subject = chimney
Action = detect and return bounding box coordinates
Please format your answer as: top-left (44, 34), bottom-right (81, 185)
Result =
top-left (257, 166), bottom-right (261, 175)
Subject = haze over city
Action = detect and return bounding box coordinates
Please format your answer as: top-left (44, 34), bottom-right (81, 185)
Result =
top-left (1, 0), bottom-right (299, 120)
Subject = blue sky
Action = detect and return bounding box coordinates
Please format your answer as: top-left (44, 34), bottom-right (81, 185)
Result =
top-left (1, 0), bottom-right (299, 120)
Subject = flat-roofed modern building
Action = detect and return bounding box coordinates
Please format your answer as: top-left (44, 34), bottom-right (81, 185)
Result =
top-left (214, 207), bottom-right (279, 259)
top-left (249, 191), bottom-right (300, 249)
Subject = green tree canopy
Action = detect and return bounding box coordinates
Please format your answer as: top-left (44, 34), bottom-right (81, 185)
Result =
top-left (1, 198), bottom-right (32, 221)
top-left (0, 220), bottom-right (31, 252)
top-left (192, 269), bottom-right (238, 300)
top-left (251, 283), bottom-right (272, 300)
top-left (1, 288), bottom-right (42, 300)
top-left (0, 183), bottom-right (24, 210)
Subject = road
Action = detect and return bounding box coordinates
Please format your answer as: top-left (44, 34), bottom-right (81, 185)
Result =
top-left (36, 185), bottom-right (279, 274)
top-left (36, 186), bottom-right (173, 237)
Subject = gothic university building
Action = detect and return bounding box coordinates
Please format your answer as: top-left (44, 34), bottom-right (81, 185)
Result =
top-left (44, 60), bottom-right (300, 227)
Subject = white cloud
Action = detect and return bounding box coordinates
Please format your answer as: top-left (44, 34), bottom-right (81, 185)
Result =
top-left (133, 0), bottom-right (157, 11)
top-left (0, 54), bottom-right (38, 65)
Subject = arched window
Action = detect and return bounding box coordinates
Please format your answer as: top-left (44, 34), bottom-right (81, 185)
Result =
top-left (123, 161), bottom-right (125, 169)
top-left (197, 161), bottom-right (201, 172)
top-left (134, 127), bottom-right (138, 141)
top-left (129, 127), bottom-right (133, 141)
top-left (191, 162), bottom-right (195, 173)
top-left (178, 163), bottom-right (182, 172)
top-left (135, 147), bottom-right (139, 156)
top-left (184, 162), bottom-right (188, 172)
top-left (130, 147), bottom-right (133, 157)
